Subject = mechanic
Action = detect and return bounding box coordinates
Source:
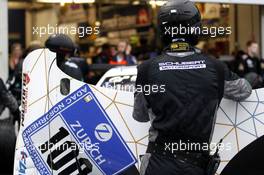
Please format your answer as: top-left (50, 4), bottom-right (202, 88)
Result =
top-left (0, 77), bottom-right (18, 174)
top-left (0, 77), bottom-right (19, 121)
top-left (133, 1), bottom-right (252, 175)
top-left (244, 41), bottom-right (262, 76)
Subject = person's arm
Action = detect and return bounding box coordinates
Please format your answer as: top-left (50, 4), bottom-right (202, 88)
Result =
top-left (133, 91), bottom-right (149, 122)
top-left (223, 63), bottom-right (252, 101)
top-left (132, 64), bottom-right (150, 122)
top-left (256, 58), bottom-right (262, 75)
top-left (0, 78), bottom-right (18, 113)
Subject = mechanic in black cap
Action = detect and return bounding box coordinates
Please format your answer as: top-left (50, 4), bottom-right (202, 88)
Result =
top-left (133, 1), bottom-right (252, 175)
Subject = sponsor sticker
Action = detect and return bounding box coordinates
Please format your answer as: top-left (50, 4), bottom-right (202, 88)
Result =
top-left (170, 42), bottom-right (189, 51)
top-left (159, 60), bottom-right (206, 71)
top-left (21, 73), bottom-right (30, 127)
top-left (19, 151), bottom-right (28, 174)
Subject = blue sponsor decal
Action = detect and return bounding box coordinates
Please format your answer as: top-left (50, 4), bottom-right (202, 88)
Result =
top-left (22, 84), bottom-right (136, 175)
top-left (19, 151), bottom-right (27, 175)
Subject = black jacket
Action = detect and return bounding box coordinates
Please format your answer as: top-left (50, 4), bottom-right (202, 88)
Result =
top-left (244, 54), bottom-right (261, 75)
top-left (133, 51), bottom-right (252, 145)
top-left (0, 78), bottom-right (18, 115)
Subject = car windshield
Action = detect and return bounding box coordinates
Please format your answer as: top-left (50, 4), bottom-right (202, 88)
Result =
top-left (101, 75), bottom-right (137, 92)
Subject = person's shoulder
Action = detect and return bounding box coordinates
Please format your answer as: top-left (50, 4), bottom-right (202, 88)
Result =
top-left (137, 54), bottom-right (163, 68)
top-left (0, 78), bottom-right (4, 84)
top-left (198, 53), bottom-right (227, 69)
top-left (0, 78), bottom-right (6, 92)
top-left (137, 59), bottom-right (151, 70)
top-left (242, 54), bottom-right (249, 60)
top-left (196, 51), bottom-right (213, 59)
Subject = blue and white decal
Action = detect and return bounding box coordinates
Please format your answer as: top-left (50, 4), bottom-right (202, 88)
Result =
top-left (18, 151), bottom-right (27, 175)
top-left (22, 84), bottom-right (136, 175)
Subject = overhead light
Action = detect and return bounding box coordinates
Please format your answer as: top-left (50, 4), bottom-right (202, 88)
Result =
top-left (132, 1), bottom-right (140, 5)
top-left (74, 0), bottom-right (95, 3)
top-left (37, 0), bottom-right (72, 3)
top-left (95, 21), bottom-right (101, 26)
top-left (37, 0), bottom-right (95, 4)
top-left (222, 4), bottom-right (230, 8)
top-left (149, 0), bottom-right (167, 7)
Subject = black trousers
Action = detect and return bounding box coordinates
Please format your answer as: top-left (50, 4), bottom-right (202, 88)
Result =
top-left (141, 153), bottom-right (206, 175)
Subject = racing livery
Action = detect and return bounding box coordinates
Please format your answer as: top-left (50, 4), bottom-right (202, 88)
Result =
top-left (14, 49), bottom-right (264, 174)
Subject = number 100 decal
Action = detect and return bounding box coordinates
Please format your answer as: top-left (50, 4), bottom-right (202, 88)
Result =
top-left (22, 85), bottom-right (136, 175)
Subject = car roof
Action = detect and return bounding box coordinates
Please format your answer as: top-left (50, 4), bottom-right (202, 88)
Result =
top-left (96, 66), bottom-right (137, 87)
top-left (103, 66), bottom-right (137, 76)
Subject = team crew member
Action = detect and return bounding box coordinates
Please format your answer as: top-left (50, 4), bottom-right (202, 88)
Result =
top-left (0, 77), bottom-right (18, 175)
top-left (0, 78), bottom-right (19, 119)
top-left (133, 1), bottom-right (252, 175)
top-left (243, 41), bottom-right (263, 88)
top-left (244, 41), bottom-right (261, 76)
